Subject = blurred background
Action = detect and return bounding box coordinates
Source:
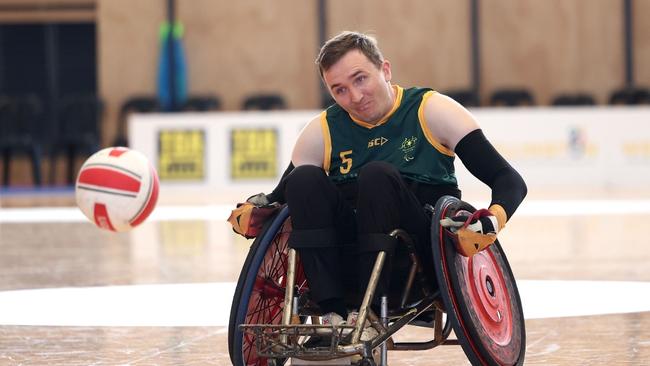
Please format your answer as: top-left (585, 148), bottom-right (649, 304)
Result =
top-left (1, 1), bottom-right (650, 365)
top-left (0, 0), bottom-right (649, 190)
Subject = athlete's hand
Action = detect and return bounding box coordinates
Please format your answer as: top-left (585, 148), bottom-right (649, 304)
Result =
top-left (440, 205), bottom-right (506, 256)
top-left (439, 209), bottom-right (499, 235)
top-left (227, 193), bottom-right (279, 238)
top-left (246, 192), bottom-right (271, 207)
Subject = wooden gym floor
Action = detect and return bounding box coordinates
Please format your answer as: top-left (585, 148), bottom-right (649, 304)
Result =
top-left (0, 190), bottom-right (649, 365)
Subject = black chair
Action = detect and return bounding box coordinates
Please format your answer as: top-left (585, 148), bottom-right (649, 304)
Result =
top-left (609, 87), bottom-right (650, 105)
top-left (242, 94), bottom-right (287, 110)
top-left (113, 96), bottom-right (160, 147)
top-left (49, 94), bottom-right (103, 185)
top-left (443, 89), bottom-right (480, 107)
top-left (552, 93), bottom-right (596, 106)
top-left (182, 95), bottom-right (221, 112)
top-left (0, 94), bottom-right (43, 187)
top-left (489, 88), bottom-right (535, 106)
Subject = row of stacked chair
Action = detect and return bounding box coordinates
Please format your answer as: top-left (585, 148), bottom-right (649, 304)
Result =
top-left (0, 93), bottom-right (288, 187)
top-left (445, 87), bottom-right (650, 107)
top-left (112, 94), bottom-right (287, 147)
top-left (2, 87), bottom-right (649, 187)
top-left (0, 94), bottom-right (101, 187)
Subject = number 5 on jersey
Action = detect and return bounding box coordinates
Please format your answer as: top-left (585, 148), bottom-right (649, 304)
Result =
top-left (339, 150), bottom-right (353, 174)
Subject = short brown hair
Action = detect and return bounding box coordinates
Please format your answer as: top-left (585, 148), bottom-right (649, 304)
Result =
top-left (315, 31), bottom-right (384, 77)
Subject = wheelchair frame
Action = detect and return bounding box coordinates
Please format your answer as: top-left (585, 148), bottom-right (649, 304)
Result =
top-left (229, 196), bottom-right (525, 366)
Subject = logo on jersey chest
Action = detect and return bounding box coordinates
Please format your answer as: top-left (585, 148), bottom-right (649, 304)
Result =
top-left (400, 136), bottom-right (418, 162)
top-left (368, 136), bottom-right (388, 148)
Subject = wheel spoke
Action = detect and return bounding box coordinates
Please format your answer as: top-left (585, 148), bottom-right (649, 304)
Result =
top-left (247, 298), bottom-right (284, 322)
top-left (236, 217), bottom-right (305, 366)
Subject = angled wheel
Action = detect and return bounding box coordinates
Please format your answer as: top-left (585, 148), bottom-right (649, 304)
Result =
top-left (228, 206), bottom-right (309, 366)
top-left (431, 196), bottom-right (525, 365)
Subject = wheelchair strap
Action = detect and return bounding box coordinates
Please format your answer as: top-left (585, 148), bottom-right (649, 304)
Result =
top-left (288, 228), bottom-right (338, 248)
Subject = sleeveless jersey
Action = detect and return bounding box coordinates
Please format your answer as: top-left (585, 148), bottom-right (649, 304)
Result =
top-left (321, 86), bottom-right (457, 187)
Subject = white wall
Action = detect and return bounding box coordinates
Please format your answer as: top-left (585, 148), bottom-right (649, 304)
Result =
top-left (130, 107), bottom-right (650, 204)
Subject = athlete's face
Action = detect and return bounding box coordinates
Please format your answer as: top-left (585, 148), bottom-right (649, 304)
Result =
top-left (322, 50), bottom-right (394, 124)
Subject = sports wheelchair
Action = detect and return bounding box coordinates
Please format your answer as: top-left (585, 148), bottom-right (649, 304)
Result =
top-left (228, 196), bottom-right (525, 365)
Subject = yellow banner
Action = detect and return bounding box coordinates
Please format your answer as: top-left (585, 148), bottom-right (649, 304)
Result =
top-left (230, 128), bottom-right (278, 179)
top-left (158, 130), bottom-right (205, 180)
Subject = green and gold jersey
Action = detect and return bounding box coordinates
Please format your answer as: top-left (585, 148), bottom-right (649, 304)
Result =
top-left (320, 85), bottom-right (457, 187)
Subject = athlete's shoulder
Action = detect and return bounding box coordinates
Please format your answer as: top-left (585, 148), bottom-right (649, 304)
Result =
top-left (400, 86), bottom-right (435, 108)
top-left (403, 86), bottom-right (433, 92)
top-left (402, 86), bottom-right (434, 97)
top-left (323, 102), bottom-right (346, 120)
top-left (292, 113), bottom-right (326, 168)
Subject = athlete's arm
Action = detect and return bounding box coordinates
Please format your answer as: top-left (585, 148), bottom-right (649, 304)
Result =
top-left (264, 162), bottom-right (294, 204)
top-left (262, 114), bottom-right (325, 204)
top-left (422, 92), bottom-right (479, 151)
top-left (423, 93), bottom-right (527, 224)
top-left (454, 130), bottom-right (527, 222)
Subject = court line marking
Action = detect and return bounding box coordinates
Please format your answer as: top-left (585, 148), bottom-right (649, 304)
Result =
top-left (2, 199), bottom-right (650, 223)
top-left (0, 280), bottom-right (648, 327)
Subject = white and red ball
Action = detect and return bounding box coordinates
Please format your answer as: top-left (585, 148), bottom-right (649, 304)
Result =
top-left (75, 147), bottom-right (159, 232)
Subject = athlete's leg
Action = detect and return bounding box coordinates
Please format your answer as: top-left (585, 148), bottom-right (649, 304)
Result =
top-left (284, 164), bottom-right (355, 317)
top-left (355, 161), bottom-right (432, 303)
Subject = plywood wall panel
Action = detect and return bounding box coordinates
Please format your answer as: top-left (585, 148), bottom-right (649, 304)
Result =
top-left (93, 0), bottom-right (650, 152)
top-left (634, 0), bottom-right (650, 87)
top-left (97, 0), bottom-right (164, 146)
top-left (574, 1), bottom-right (626, 101)
top-left (327, 0), bottom-right (471, 93)
top-left (481, 0), bottom-right (623, 105)
top-left (98, 0), bottom-right (318, 146)
top-left (177, 0), bottom-right (318, 111)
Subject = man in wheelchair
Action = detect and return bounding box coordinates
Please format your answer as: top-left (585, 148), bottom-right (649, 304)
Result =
top-left (229, 31), bottom-right (527, 365)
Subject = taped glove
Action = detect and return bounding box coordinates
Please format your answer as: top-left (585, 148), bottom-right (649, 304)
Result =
top-left (440, 204), bottom-right (507, 257)
top-left (227, 193), bottom-right (279, 239)
top-left (246, 192), bottom-right (270, 206)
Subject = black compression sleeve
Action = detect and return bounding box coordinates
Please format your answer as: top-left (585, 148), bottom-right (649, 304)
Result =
top-left (454, 129), bottom-right (527, 219)
top-left (266, 162), bottom-right (295, 204)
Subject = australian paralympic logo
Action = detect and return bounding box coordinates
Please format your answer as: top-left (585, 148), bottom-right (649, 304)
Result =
top-left (400, 136), bottom-right (418, 162)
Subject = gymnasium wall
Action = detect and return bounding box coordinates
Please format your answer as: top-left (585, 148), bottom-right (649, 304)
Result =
top-left (97, 0), bottom-right (320, 151)
top-left (3, 1), bottom-right (650, 186)
top-left (96, 0), bottom-right (650, 147)
top-left (481, 0), bottom-right (623, 105)
top-left (636, 1), bottom-right (650, 84)
top-left (327, 0), bottom-right (472, 93)
top-left (0, 0), bottom-right (95, 23)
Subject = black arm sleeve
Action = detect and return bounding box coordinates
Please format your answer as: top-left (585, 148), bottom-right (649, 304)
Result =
top-left (265, 162), bottom-right (295, 204)
top-left (454, 129), bottom-right (527, 220)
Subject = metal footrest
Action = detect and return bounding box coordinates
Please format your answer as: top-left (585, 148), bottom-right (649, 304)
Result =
top-left (241, 324), bottom-right (363, 360)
